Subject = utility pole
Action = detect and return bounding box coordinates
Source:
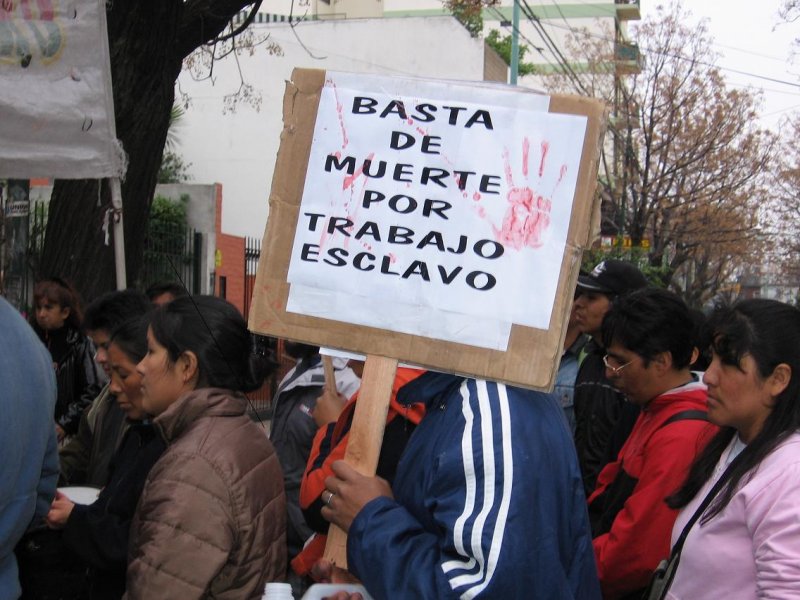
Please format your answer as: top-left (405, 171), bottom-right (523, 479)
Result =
top-left (510, 0), bottom-right (520, 84)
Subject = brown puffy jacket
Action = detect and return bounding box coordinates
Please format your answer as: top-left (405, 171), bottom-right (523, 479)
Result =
top-left (126, 388), bottom-right (286, 599)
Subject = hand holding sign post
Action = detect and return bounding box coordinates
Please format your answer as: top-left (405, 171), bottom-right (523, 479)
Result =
top-left (322, 355), bottom-right (397, 567)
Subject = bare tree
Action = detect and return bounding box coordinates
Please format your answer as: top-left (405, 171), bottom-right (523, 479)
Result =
top-left (40, 1), bottom-right (262, 301)
top-left (780, 0), bottom-right (800, 23)
top-left (539, 3), bottom-right (775, 305)
top-left (768, 115), bottom-right (800, 287)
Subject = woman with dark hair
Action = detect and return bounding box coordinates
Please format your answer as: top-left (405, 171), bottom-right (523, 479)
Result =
top-left (663, 299), bottom-right (800, 599)
top-left (46, 316), bottom-right (165, 599)
top-left (31, 278), bottom-right (105, 440)
top-left (127, 296), bottom-right (286, 598)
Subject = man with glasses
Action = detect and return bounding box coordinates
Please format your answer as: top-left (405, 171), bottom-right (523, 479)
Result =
top-left (587, 288), bottom-right (717, 599)
top-left (573, 260), bottom-right (648, 496)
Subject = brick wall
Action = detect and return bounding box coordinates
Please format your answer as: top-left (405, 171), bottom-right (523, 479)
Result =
top-left (214, 184), bottom-right (247, 315)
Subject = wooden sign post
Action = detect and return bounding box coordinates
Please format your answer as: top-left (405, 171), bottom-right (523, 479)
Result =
top-left (321, 355), bottom-right (337, 395)
top-left (322, 355), bottom-right (398, 566)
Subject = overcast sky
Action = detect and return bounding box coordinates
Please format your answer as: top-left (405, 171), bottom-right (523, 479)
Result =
top-left (639, 0), bottom-right (800, 132)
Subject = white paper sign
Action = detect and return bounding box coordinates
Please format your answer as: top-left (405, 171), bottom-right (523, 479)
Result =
top-left (0, 0), bottom-right (123, 178)
top-left (287, 72), bottom-right (587, 348)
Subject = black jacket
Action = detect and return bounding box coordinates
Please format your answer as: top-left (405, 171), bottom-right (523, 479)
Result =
top-left (269, 356), bottom-right (360, 560)
top-left (59, 384), bottom-right (129, 487)
top-left (573, 340), bottom-right (638, 496)
top-left (62, 421), bottom-right (166, 599)
top-left (36, 325), bottom-right (106, 436)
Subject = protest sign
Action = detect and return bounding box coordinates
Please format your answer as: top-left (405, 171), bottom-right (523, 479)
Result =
top-left (0, 0), bottom-right (124, 178)
top-left (250, 68), bottom-right (606, 390)
top-left (251, 68), bottom-right (606, 567)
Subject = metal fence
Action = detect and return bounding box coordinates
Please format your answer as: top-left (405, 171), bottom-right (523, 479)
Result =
top-left (244, 338), bottom-right (297, 423)
top-left (240, 237), bottom-right (300, 420)
top-left (242, 235), bottom-right (282, 417)
top-left (140, 221), bottom-right (202, 294)
top-left (3, 199), bottom-right (48, 312)
top-left (20, 201), bottom-right (203, 302)
top-left (243, 235), bottom-right (261, 318)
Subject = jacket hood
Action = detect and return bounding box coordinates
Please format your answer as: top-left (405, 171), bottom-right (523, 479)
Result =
top-left (396, 371), bottom-right (465, 408)
top-left (277, 355), bottom-right (360, 398)
top-left (154, 387), bottom-right (247, 443)
top-left (645, 378), bottom-right (707, 413)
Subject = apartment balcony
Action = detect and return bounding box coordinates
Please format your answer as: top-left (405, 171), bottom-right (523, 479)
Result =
top-left (616, 0), bottom-right (641, 21)
top-left (615, 41), bottom-right (643, 75)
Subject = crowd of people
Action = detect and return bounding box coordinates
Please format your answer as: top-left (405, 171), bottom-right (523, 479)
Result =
top-left (2, 264), bottom-right (800, 600)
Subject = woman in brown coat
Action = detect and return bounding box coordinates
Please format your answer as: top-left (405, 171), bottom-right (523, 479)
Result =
top-left (126, 296), bottom-right (286, 599)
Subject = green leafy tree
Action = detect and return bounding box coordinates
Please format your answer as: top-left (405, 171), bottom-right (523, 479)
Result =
top-left (581, 247), bottom-right (670, 290)
top-left (141, 194), bottom-right (193, 288)
top-left (149, 194), bottom-right (188, 229)
top-left (157, 152), bottom-right (192, 184)
top-left (158, 103), bottom-right (193, 184)
top-left (442, 0), bottom-right (499, 37)
top-left (485, 29), bottom-right (537, 75)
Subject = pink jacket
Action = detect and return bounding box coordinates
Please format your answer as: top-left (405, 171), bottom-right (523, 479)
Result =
top-left (667, 432), bottom-right (800, 599)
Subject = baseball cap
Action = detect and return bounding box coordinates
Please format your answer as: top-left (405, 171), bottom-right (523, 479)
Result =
top-left (576, 260), bottom-right (648, 296)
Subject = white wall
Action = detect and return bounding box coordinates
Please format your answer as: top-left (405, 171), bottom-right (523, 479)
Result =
top-left (175, 16), bottom-right (490, 238)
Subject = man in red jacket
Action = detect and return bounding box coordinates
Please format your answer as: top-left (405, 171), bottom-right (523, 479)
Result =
top-left (588, 288), bottom-right (717, 599)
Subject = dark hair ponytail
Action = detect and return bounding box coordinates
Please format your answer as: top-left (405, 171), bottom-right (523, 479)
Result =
top-left (668, 299), bottom-right (800, 521)
top-left (148, 295), bottom-right (270, 392)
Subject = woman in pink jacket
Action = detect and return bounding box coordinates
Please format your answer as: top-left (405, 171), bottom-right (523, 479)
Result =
top-left (663, 299), bottom-right (800, 599)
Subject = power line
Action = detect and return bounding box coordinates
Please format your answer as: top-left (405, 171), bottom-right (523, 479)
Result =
top-left (487, 5), bottom-right (545, 53)
top-left (547, 0), bottom-right (573, 30)
top-left (481, 2), bottom-right (800, 91)
top-left (762, 101), bottom-right (800, 118)
top-left (714, 41), bottom-right (790, 63)
top-left (519, 0), bottom-right (592, 95)
top-left (566, 0), bottom-right (793, 65)
top-left (487, 4), bottom-right (572, 83)
top-left (726, 82), bottom-right (800, 96)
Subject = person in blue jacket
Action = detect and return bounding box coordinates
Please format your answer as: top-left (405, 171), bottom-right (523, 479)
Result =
top-left (0, 296), bottom-right (59, 600)
top-left (319, 372), bottom-right (601, 600)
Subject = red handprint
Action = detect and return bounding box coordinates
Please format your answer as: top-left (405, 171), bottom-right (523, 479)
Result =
top-left (492, 138), bottom-right (559, 251)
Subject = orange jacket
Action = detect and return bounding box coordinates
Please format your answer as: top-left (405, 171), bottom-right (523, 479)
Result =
top-left (292, 367), bottom-right (425, 576)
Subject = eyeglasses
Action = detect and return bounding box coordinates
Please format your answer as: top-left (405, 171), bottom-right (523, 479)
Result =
top-left (603, 354), bottom-right (634, 376)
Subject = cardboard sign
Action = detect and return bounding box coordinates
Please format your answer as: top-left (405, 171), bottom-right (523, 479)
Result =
top-left (250, 69), bottom-right (606, 390)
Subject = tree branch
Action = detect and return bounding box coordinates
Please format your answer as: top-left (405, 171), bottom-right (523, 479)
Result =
top-left (177, 0), bottom-right (260, 61)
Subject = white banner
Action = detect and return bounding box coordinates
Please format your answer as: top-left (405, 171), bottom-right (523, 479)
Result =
top-left (286, 72), bottom-right (587, 349)
top-left (0, 0), bottom-right (124, 178)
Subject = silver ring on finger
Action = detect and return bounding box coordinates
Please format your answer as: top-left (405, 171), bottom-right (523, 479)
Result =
top-left (324, 490), bottom-right (335, 507)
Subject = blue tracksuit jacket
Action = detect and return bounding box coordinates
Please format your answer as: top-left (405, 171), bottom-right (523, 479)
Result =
top-left (347, 372), bottom-right (601, 599)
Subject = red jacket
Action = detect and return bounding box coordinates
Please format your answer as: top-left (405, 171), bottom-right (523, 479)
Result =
top-left (588, 380), bottom-right (717, 599)
top-left (292, 367), bottom-right (425, 576)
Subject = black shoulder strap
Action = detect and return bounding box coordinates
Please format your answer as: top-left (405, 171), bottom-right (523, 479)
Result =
top-left (660, 443), bottom-right (744, 599)
top-left (590, 410), bottom-right (709, 537)
top-left (660, 409), bottom-right (708, 429)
